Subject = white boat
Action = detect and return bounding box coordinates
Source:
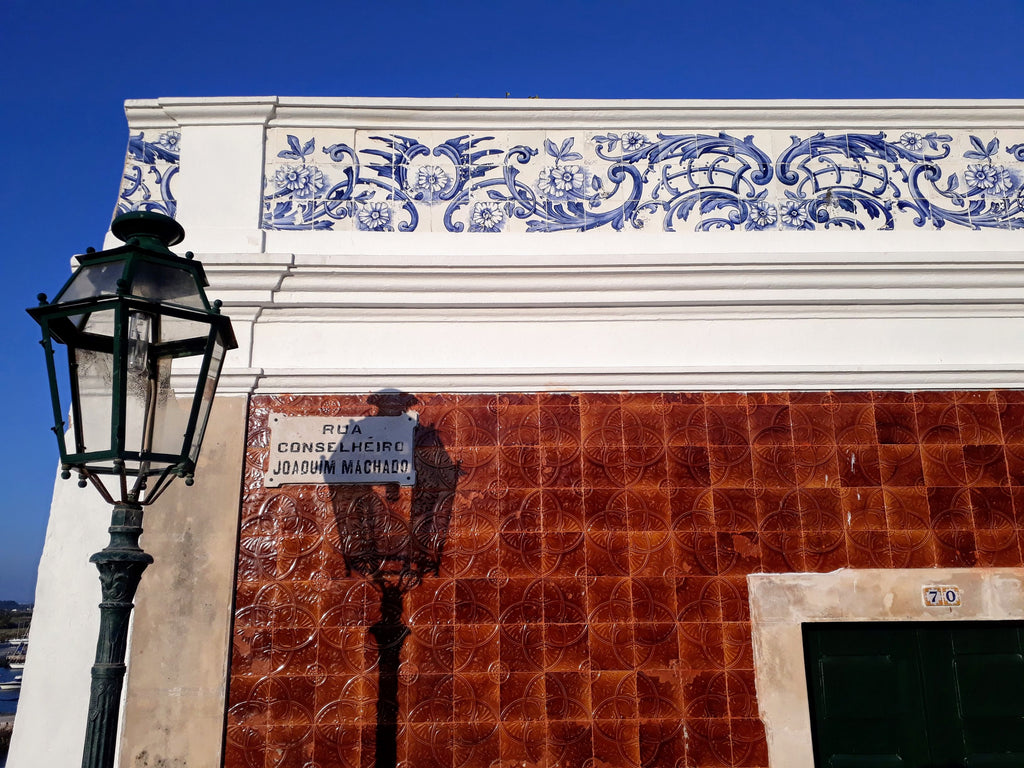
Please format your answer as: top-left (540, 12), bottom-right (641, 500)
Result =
top-left (4, 641), bottom-right (26, 670)
top-left (0, 675), bottom-right (21, 693)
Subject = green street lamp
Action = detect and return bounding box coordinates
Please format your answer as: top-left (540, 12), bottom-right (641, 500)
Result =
top-left (27, 211), bottom-right (236, 768)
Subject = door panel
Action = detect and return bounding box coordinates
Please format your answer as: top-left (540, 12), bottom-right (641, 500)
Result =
top-left (803, 622), bottom-right (1024, 768)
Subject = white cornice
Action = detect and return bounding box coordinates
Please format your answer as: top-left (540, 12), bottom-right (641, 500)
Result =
top-left (123, 96), bottom-right (1024, 130)
top-left (253, 365), bottom-right (1024, 394)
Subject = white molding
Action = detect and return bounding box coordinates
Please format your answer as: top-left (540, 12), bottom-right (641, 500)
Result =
top-left (124, 96), bottom-right (1024, 131)
top-left (252, 365), bottom-right (1024, 394)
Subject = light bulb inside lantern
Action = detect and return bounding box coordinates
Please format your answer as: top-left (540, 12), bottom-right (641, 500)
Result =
top-left (127, 311), bottom-right (152, 374)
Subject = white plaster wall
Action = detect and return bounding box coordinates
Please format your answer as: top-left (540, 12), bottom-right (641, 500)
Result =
top-left (8, 472), bottom-right (117, 767)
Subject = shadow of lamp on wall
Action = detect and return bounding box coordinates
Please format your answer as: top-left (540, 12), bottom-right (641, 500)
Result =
top-left (26, 212), bottom-right (236, 768)
top-left (331, 392), bottom-right (459, 768)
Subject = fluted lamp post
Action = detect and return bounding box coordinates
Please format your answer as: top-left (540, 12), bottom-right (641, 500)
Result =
top-left (27, 211), bottom-right (236, 768)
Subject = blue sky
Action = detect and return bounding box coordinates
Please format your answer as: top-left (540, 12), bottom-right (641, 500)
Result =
top-left (1, 0), bottom-right (1023, 602)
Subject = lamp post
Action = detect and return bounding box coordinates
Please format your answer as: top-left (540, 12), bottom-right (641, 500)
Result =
top-left (27, 211), bottom-right (236, 768)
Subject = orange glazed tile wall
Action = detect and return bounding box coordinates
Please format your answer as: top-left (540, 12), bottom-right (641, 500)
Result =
top-left (225, 391), bottom-right (1024, 768)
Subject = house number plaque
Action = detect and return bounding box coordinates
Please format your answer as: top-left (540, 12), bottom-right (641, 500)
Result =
top-left (923, 585), bottom-right (962, 607)
top-left (265, 412), bottom-right (417, 488)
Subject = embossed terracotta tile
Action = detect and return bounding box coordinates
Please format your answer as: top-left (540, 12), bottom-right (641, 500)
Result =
top-left (629, 531), bottom-right (676, 576)
top-left (671, 531), bottom-right (721, 576)
top-left (682, 669), bottom-right (729, 717)
top-left (1005, 444), bottom-right (1024, 486)
top-left (933, 528), bottom-right (977, 567)
top-left (586, 576), bottom-right (633, 623)
top-left (747, 404), bottom-right (792, 446)
top-left (540, 444), bottom-right (583, 488)
top-left (968, 486), bottom-right (1014, 530)
top-left (498, 623), bottom-right (545, 672)
top-left (498, 720), bottom-right (548, 767)
top-left (756, 489), bottom-right (800, 533)
top-left (684, 717), bottom-right (733, 767)
top-left (664, 404), bottom-right (709, 445)
top-left (583, 487), bottom-right (630, 531)
top-left (716, 532), bottom-right (761, 575)
top-left (666, 444), bottom-right (712, 488)
top-left (1000, 402), bottom-right (1024, 444)
top-left (804, 530), bottom-right (850, 572)
top-left (751, 443), bottom-right (797, 487)
top-left (544, 671), bottom-right (592, 720)
top-left (677, 622), bottom-right (725, 672)
top-left (712, 489), bottom-right (758, 532)
top-left (499, 444), bottom-right (544, 488)
top-left (914, 390), bottom-right (960, 405)
top-left (715, 576), bottom-right (752, 623)
top-left (974, 529), bottom-right (1022, 567)
top-left (874, 401), bottom-right (919, 445)
top-left (624, 486), bottom-right (672, 531)
top-left (589, 622), bottom-right (636, 671)
top-left (758, 529), bottom-right (806, 572)
top-left (958, 403), bottom-right (1003, 443)
top-left (669, 487), bottom-right (716, 532)
top-left (543, 623), bottom-right (589, 672)
top-left (593, 719), bottom-right (641, 768)
top-left (638, 719), bottom-right (687, 768)
top-left (916, 403), bottom-right (962, 444)
top-left (832, 404), bottom-right (877, 444)
top-left (440, 532), bottom-right (500, 580)
top-left (546, 721), bottom-right (593, 766)
top-left (709, 445), bottom-right (755, 488)
top-left (926, 487), bottom-right (974, 531)
top-left (837, 444), bottom-right (882, 487)
top-left (798, 488), bottom-right (844, 530)
top-left (706, 405), bottom-right (751, 446)
top-left (634, 625), bottom-right (681, 676)
top-left (676, 576), bottom-right (724, 623)
top-left (724, 669), bottom-right (759, 719)
top-left (499, 531), bottom-right (544, 578)
top-left (730, 717), bottom-right (770, 767)
top-left (889, 530), bottom-right (937, 568)
top-left (963, 444), bottom-right (1009, 486)
top-left (840, 486), bottom-right (887, 531)
top-left (878, 444), bottom-right (925, 487)
top-left (453, 624), bottom-right (499, 673)
top-left (790, 404), bottom-right (835, 445)
top-left (846, 529), bottom-right (893, 568)
top-left (499, 672), bottom-right (546, 721)
top-left (884, 487), bottom-right (931, 530)
top-left (793, 444), bottom-right (840, 488)
top-left (230, 389), bottom-right (1024, 768)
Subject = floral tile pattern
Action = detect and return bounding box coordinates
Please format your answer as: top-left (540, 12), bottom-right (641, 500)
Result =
top-left (259, 129), bottom-right (1024, 232)
top-left (226, 390), bottom-right (1024, 768)
top-left (117, 130), bottom-right (180, 218)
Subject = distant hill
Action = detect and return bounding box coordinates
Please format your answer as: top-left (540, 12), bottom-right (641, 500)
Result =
top-left (0, 602), bottom-right (30, 611)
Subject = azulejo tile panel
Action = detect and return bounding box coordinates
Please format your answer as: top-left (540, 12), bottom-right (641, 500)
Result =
top-left (259, 129), bottom-right (1024, 232)
top-left (227, 390), bottom-right (1024, 768)
top-left (117, 130), bottom-right (180, 218)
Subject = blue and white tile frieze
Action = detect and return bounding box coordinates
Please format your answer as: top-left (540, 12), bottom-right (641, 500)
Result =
top-left (117, 131), bottom-right (179, 218)
top-left (258, 128), bottom-right (1024, 232)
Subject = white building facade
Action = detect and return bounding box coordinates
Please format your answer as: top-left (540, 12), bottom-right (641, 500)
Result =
top-left (11, 98), bottom-right (1024, 768)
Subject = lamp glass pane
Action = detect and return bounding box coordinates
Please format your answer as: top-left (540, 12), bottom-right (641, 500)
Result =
top-left (131, 261), bottom-right (205, 309)
top-left (160, 313), bottom-right (215, 345)
top-left (73, 348), bottom-right (114, 455)
top-left (58, 262), bottom-right (123, 303)
top-left (187, 335), bottom-right (226, 464)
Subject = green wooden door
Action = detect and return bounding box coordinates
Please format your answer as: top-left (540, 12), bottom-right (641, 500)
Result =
top-left (803, 621), bottom-right (1024, 768)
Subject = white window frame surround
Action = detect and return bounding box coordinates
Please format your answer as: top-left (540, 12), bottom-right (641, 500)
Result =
top-left (748, 567), bottom-right (1024, 768)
